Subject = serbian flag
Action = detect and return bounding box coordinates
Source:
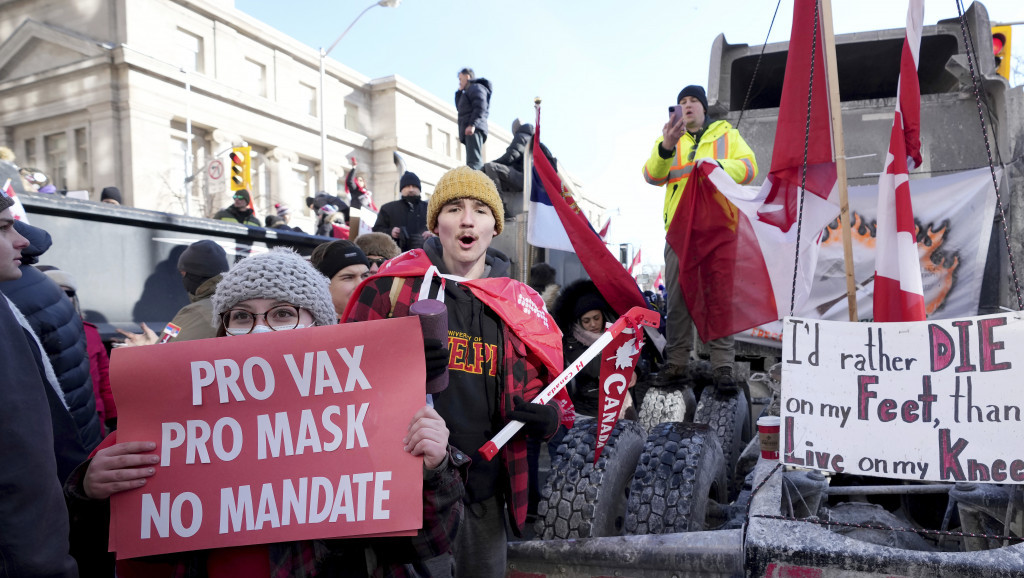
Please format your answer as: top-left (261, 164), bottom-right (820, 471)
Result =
top-left (2, 179), bottom-right (29, 223)
top-left (873, 0), bottom-right (926, 322)
top-left (531, 106), bottom-right (648, 317)
top-left (627, 248), bottom-right (642, 276)
top-left (665, 0), bottom-right (840, 342)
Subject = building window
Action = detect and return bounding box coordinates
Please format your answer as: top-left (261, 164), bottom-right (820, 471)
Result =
top-left (24, 138), bottom-right (36, 166)
top-left (344, 102), bottom-right (358, 132)
top-left (243, 58), bottom-right (266, 97)
top-left (438, 129), bottom-right (451, 156)
top-left (177, 29), bottom-right (204, 73)
top-left (300, 83), bottom-right (317, 116)
top-left (75, 128), bottom-right (88, 189)
top-left (425, 123), bottom-right (433, 148)
top-left (45, 132), bottom-right (68, 190)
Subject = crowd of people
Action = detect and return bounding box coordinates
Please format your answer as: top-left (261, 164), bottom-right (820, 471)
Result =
top-left (0, 73), bottom-right (752, 577)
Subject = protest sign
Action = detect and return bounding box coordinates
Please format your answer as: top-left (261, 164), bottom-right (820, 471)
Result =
top-left (782, 313), bottom-right (1024, 484)
top-left (109, 317), bottom-right (426, 559)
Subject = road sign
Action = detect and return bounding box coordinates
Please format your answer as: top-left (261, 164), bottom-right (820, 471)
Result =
top-left (208, 160), bottom-right (224, 181)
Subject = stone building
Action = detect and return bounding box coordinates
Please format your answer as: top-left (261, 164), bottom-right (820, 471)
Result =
top-left (0, 0), bottom-right (511, 229)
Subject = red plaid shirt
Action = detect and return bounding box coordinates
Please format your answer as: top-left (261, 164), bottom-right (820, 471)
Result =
top-left (345, 270), bottom-right (562, 535)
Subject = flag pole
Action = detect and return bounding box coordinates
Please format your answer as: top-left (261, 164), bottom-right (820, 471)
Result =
top-left (819, 0), bottom-right (858, 321)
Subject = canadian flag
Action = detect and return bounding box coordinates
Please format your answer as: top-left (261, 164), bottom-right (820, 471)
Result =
top-left (872, 0), bottom-right (926, 322)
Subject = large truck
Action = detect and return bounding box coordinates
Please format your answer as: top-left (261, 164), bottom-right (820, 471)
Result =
top-left (510, 2), bottom-right (1024, 576)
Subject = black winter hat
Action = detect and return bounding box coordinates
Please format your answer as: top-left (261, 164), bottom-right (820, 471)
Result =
top-left (574, 292), bottom-right (607, 321)
top-left (676, 85), bottom-right (708, 112)
top-left (100, 186), bottom-right (122, 204)
top-left (177, 240), bottom-right (230, 278)
top-left (233, 189), bottom-right (251, 203)
top-left (399, 171), bottom-right (421, 192)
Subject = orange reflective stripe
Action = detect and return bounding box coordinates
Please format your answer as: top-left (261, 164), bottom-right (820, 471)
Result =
top-left (643, 164), bottom-right (668, 186)
top-left (716, 134), bottom-right (728, 158)
top-left (740, 158), bottom-right (754, 184)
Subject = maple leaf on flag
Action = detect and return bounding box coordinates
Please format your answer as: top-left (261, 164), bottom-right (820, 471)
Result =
top-left (607, 338), bottom-right (638, 369)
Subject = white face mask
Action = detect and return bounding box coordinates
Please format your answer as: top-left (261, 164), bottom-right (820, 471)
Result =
top-left (225, 324), bottom-right (308, 336)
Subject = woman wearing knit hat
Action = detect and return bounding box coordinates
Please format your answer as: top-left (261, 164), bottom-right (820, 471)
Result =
top-left (73, 247), bottom-right (467, 577)
top-left (345, 166), bottom-right (571, 578)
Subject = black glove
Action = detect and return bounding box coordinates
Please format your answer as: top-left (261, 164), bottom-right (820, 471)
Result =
top-left (424, 338), bottom-right (449, 381)
top-left (509, 396), bottom-right (559, 439)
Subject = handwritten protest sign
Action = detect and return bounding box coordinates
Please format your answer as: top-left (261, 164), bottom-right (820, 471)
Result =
top-left (782, 313), bottom-right (1024, 484)
top-left (109, 317), bottom-right (425, 559)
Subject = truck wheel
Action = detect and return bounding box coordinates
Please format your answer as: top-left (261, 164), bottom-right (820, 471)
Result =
top-left (694, 387), bottom-right (751, 497)
top-left (637, 386), bottom-right (696, 431)
top-left (535, 417), bottom-right (646, 540)
top-left (625, 422), bottom-right (728, 534)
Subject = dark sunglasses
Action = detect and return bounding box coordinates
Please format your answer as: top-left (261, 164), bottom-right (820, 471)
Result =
top-left (367, 257), bottom-right (387, 267)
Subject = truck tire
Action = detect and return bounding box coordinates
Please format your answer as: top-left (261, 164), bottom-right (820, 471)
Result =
top-left (693, 387), bottom-right (751, 496)
top-left (535, 417), bottom-right (646, 540)
top-left (625, 422), bottom-right (728, 534)
top-left (637, 386), bottom-right (696, 431)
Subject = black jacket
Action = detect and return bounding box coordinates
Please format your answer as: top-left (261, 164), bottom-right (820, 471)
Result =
top-left (0, 296), bottom-right (80, 577)
top-left (0, 223), bottom-right (102, 451)
top-left (492, 123), bottom-right (558, 172)
top-left (455, 78), bottom-right (492, 142)
top-left (373, 197), bottom-right (429, 252)
top-left (213, 204), bottom-right (260, 226)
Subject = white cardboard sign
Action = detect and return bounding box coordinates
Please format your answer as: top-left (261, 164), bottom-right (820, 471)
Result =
top-left (781, 313), bottom-right (1024, 484)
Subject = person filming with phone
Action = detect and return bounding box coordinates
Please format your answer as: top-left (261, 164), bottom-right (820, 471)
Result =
top-left (642, 84), bottom-right (757, 390)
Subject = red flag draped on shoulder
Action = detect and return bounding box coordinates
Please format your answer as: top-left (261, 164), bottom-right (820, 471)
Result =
top-left (532, 106), bottom-right (648, 317)
top-left (873, 0), bottom-right (926, 322)
top-left (665, 0), bottom-right (840, 342)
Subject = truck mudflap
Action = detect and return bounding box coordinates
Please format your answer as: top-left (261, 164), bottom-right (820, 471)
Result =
top-left (745, 461), bottom-right (1024, 578)
top-left (506, 529), bottom-right (744, 578)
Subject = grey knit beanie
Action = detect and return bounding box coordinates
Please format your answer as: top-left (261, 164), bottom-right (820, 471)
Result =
top-left (211, 247), bottom-right (337, 328)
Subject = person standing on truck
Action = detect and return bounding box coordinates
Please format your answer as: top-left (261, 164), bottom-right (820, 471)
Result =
top-left (373, 171), bottom-right (433, 252)
top-left (344, 166), bottom-right (571, 577)
top-left (213, 189), bottom-right (259, 226)
top-left (482, 119), bottom-right (558, 194)
top-left (643, 85), bottom-right (758, 389)
top-left (455, 68), bottom-right (492, 170)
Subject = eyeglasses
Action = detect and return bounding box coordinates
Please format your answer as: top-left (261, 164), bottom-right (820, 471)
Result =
top-left (221, 304), bottom-right (305, 334)
top-left (233, 195), bottom-right (247, 201)
top-left (367, 257), bottom-right (387, 268)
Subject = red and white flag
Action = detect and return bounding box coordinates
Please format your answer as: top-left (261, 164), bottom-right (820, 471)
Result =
top-left (598, 218), bottom-right (611, 240)
top-left (665, 0), bottom-right (840, 341)
top-left (627, 248), bottom-right (642, 276)
top-left (2, 179), bottom-right (29, 223)
top-left (873, 0), bottom-right (926, 322)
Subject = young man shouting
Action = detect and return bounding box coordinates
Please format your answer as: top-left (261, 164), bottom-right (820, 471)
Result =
top-left (344, 166), bottom-right (572, 577)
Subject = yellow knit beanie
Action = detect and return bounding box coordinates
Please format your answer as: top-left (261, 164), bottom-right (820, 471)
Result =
top-left (427, 166), bottom-right (504, 235)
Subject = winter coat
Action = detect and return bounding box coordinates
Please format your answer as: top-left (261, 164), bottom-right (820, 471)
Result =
top-left (492, 123), bottom-right (558, 173)
top-left (643, 119), bottom-right (757, 230)
top-left (343, 238), bottom-right (572, 534)
top-left (372, 197), bottom-right (429, 252)
top-left (0, 296), bottom-right (80, 578)
top-left (166, 274), bottom-right (222, 342)
top-left (455, 78), bottom-right (492, 142)
top-left (0, 224), bottom-right (102, 451)
top-left (214, 205), bottom-right (260, 226)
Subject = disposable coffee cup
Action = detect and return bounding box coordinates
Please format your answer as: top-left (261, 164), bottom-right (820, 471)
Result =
top-left (757, 415), bottom-right (781, 460)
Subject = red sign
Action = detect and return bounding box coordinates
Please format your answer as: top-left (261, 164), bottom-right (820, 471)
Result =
top-left (109, 317), bottom-right (425, 559)
top-left (594, 326), bottom-right (643, 463)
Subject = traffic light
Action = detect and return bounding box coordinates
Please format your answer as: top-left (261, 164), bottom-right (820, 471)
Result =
top-left (992, 26), bottom-right (1012, 81)
top-left (229, 146), bottom-right (251, 192)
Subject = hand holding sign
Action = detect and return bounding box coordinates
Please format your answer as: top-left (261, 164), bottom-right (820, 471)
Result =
top-left (403, 406), bottom-right (449, 470)
top-left (85, 441), bottom-right (159, 500)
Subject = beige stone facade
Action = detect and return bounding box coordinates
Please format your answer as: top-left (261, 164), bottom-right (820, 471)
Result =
top-left (0, 0), bottom-right (511, 230)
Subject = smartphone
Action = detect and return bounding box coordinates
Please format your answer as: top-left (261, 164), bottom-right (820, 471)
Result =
top-left (669, 105), bottom-right (683, 124)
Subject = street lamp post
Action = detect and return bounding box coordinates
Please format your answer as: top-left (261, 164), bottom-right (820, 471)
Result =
top-left (318, 0), bottom-right (401, 193)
